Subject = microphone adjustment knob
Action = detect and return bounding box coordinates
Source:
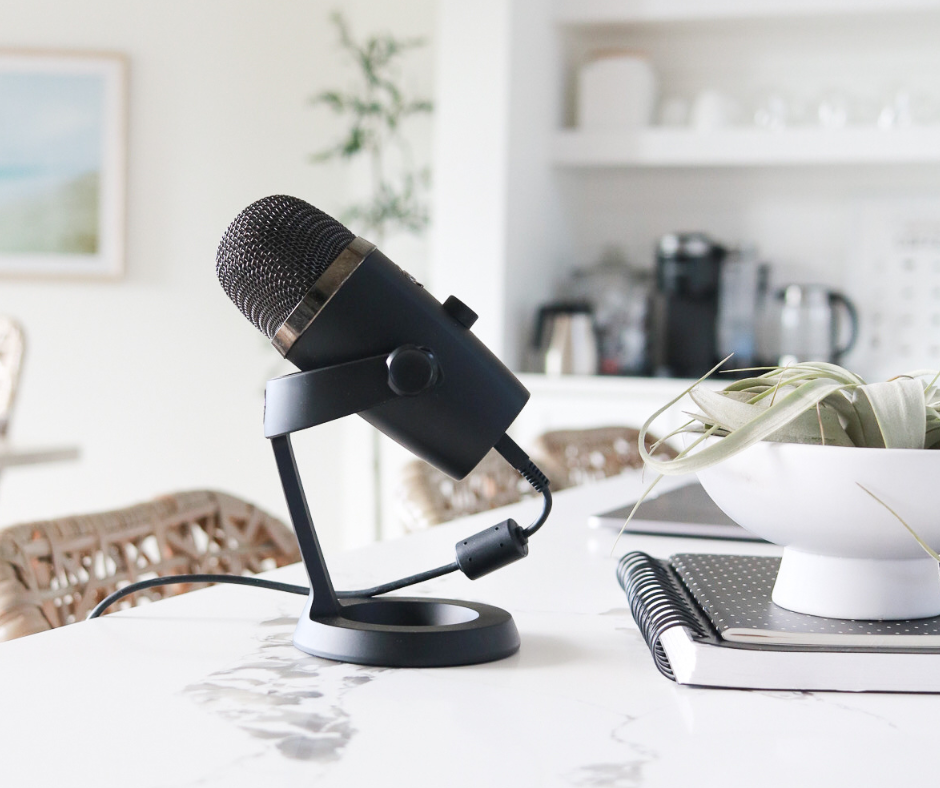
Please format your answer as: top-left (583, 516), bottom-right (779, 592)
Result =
top-left (442, 295), bottom-right (478, 329)
top-left (387, 345), bottom-right (441, 396)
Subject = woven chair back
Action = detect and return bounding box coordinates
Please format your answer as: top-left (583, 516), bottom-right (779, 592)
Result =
top-left (0, 490), bottom-right (300, 642)
top-left (532, 425), bottom-right (677, 489)
top-left (398, 426), bottom-right (679, 530)
top-left (399, 449), bottom-right (568, 532)
top-left (0, 317), bottom-right (25, 439)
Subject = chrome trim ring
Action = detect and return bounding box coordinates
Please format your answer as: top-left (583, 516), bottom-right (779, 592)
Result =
top-left (272, 236), bottom-right (376, 357)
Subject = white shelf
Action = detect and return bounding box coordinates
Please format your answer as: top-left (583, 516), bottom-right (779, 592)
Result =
top-left (518, 372), bottom-right (702, 395)
top-left (552, 127), bottom-right (940, 167)
top-left (553, 0), bottom-right (940, 25)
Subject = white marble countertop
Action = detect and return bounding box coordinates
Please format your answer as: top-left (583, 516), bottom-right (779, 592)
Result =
top-left (1, 472), bottom-right (938, 787)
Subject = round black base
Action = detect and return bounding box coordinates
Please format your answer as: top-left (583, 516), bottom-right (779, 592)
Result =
top-left (292, 595), bottom-right (520, 667)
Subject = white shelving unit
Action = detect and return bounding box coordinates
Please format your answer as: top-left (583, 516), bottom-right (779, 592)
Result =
top-left (367, 0), bottom-right (940, 538)
top-left (431, 0), bottom-right (940, 367)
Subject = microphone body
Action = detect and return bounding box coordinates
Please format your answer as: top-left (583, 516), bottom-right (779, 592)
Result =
top-left (277, 243), bottom-right (529, 479)
top-left (217, 195), bottom-right (529, 480)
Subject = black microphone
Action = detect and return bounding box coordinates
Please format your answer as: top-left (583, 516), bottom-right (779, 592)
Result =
top-left (214, 195), bottom-right (552, 667)
top-left (216, 195), bottom-right (529, 479)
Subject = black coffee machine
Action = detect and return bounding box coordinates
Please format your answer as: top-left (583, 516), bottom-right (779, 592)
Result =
top-left (651, 233), bottom-right (726, 378)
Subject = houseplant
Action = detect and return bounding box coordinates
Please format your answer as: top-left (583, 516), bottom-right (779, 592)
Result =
top-left (309, 11), bottom-right (433, 245)
top-left (629, 360), bottom-right (940, 619)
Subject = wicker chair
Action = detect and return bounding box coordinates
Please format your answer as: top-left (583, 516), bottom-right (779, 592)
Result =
top-left (0, 490), bottom-right (300, 642)
top-left (532, 425), bottom-right (678, 490)
top-left (0, 317), bottom-right (25, 440)
top-left (399, 449), bottom-right (568, 532)
top-left (398, 426), bottom-right (678, 531)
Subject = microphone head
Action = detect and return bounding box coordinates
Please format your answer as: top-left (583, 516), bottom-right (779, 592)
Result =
top-left (216, 195), bottom-right (356, 338)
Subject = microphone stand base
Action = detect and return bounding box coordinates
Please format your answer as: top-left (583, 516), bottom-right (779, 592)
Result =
top-left (293, 594), bottom-right (520, 667)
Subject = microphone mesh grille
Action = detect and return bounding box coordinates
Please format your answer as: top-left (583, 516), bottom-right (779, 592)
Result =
top-left (216, 195), bottom-right (356, 338)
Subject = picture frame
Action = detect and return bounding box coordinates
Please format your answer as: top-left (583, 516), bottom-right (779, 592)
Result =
top-left (0, 50), bottom-right (127, 279)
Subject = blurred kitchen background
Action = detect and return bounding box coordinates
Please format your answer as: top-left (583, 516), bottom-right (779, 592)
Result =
top-left (2, 0), bottom-right (940, 550)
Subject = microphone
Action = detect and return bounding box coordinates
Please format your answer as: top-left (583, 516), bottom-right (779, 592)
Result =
top-left (216, 194), bottom-right (529, 479)
top-left (215, 195), bottom-right (551, 668)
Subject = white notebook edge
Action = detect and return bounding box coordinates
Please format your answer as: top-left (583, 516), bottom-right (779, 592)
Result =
top-left (723, 628), bottom-right (940, 648)
top-left (660, 625), bottom-right (940, 693)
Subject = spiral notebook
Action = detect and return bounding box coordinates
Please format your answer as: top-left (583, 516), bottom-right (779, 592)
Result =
top-left (618, 551), bottom-right (940, 692)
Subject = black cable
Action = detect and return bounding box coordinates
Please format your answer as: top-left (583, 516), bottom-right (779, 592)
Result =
top-left (341, 561), bottom-right (459, 597)
top-left (492, 432), bottom-right (553, 537)
top-left (88, 574), bottom-right (308, 619)
top-left (525, 484), bottom-right (552, 537)
top-left (88, 561), bottom-right (464, 620)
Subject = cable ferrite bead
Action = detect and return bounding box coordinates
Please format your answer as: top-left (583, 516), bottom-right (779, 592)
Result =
top-left (455, 519), bottom-right (529, 580)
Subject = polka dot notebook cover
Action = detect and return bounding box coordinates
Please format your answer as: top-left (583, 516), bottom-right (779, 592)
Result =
top-left (617, 551), bottom-right (940, 692)
top-left (672, 553), bottom-right (940, 649)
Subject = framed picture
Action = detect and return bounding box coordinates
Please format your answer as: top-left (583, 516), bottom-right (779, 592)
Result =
top-left (0, 51), bottom-right (126, 279)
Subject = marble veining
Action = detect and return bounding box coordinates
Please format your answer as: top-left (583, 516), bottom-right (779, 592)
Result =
top-left (183, 615), bottom-right (384, 764)
top-left (566, 719), bottom-right (657, 788)
top-left (567, 763), bottom-right (646, 788)
top-left (752, 688), bottom-right (901, 729)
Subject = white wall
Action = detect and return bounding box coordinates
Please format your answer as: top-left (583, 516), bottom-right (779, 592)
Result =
top-left (429, 0), bottom-right (512, 359)
top-left (429, 0), bottom-right (577, 371)
top-left (0, 0), bottom-right (437, 552)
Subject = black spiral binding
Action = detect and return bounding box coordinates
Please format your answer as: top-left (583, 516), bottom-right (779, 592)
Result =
top-left (616, 551), bottom-right (709, 681)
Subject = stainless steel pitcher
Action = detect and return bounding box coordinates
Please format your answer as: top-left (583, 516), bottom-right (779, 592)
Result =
top-left (533, 303), bottom-right (599, 376)
top-left (770, 284), bottom-right (859, 366)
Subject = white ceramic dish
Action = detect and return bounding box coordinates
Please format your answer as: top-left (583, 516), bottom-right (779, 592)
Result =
top-left (693, 439), bottom-right (940, 620)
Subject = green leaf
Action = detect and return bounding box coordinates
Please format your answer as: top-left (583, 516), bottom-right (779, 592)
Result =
top-left (820, 390), bottom-right (866, 447)
top-left (852, 378), bottom-right (926, 449)
top-left (310, 90), bottom-right (347, 110)
top-left (858, 483), bottom-right (940, 561)
top-left (640, 377), bottom-right (848, 475)
top-left (689, 388), bottom-right (854, 446)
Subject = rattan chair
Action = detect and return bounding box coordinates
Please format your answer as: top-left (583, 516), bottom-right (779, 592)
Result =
top-left (399, 449), bottom-right (569, 532)
top-left (398, 426), bottom-right (678, 531)
top-left (532, 425), bottom-right (678, 490)
top-left (0, 316), bottom-right (25, 440)
top-left (0, 490), bottom-right (300, 642)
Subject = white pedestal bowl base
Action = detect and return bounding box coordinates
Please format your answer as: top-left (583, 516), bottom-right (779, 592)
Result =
top-left (773, 549), bottom-right (940, 620)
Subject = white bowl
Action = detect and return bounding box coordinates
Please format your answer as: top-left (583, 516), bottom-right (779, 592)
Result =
top-left (693, 439), bottom-right (940, 620)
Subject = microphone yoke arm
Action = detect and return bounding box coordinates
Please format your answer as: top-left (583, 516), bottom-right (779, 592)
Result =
top-left (264, 345), bottom-right (441, 438)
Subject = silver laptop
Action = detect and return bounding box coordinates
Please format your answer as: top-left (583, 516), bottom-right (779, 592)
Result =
top-left (589, 480), bottom-right (764, 542)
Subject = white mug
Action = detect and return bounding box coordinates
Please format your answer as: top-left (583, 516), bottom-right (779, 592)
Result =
top-left (691, 89), bottom-right (741, 131)
top-left (578, 54), bottom-right (656, 131)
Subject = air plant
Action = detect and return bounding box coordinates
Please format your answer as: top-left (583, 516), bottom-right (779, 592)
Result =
top-left (615, 360), bottom-right (940, 550)
top-left (641, 360), bottom-right (940, 474)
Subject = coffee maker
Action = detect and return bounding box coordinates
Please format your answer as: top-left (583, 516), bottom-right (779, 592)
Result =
top-left (651, 233), bottom-right (726, 378)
